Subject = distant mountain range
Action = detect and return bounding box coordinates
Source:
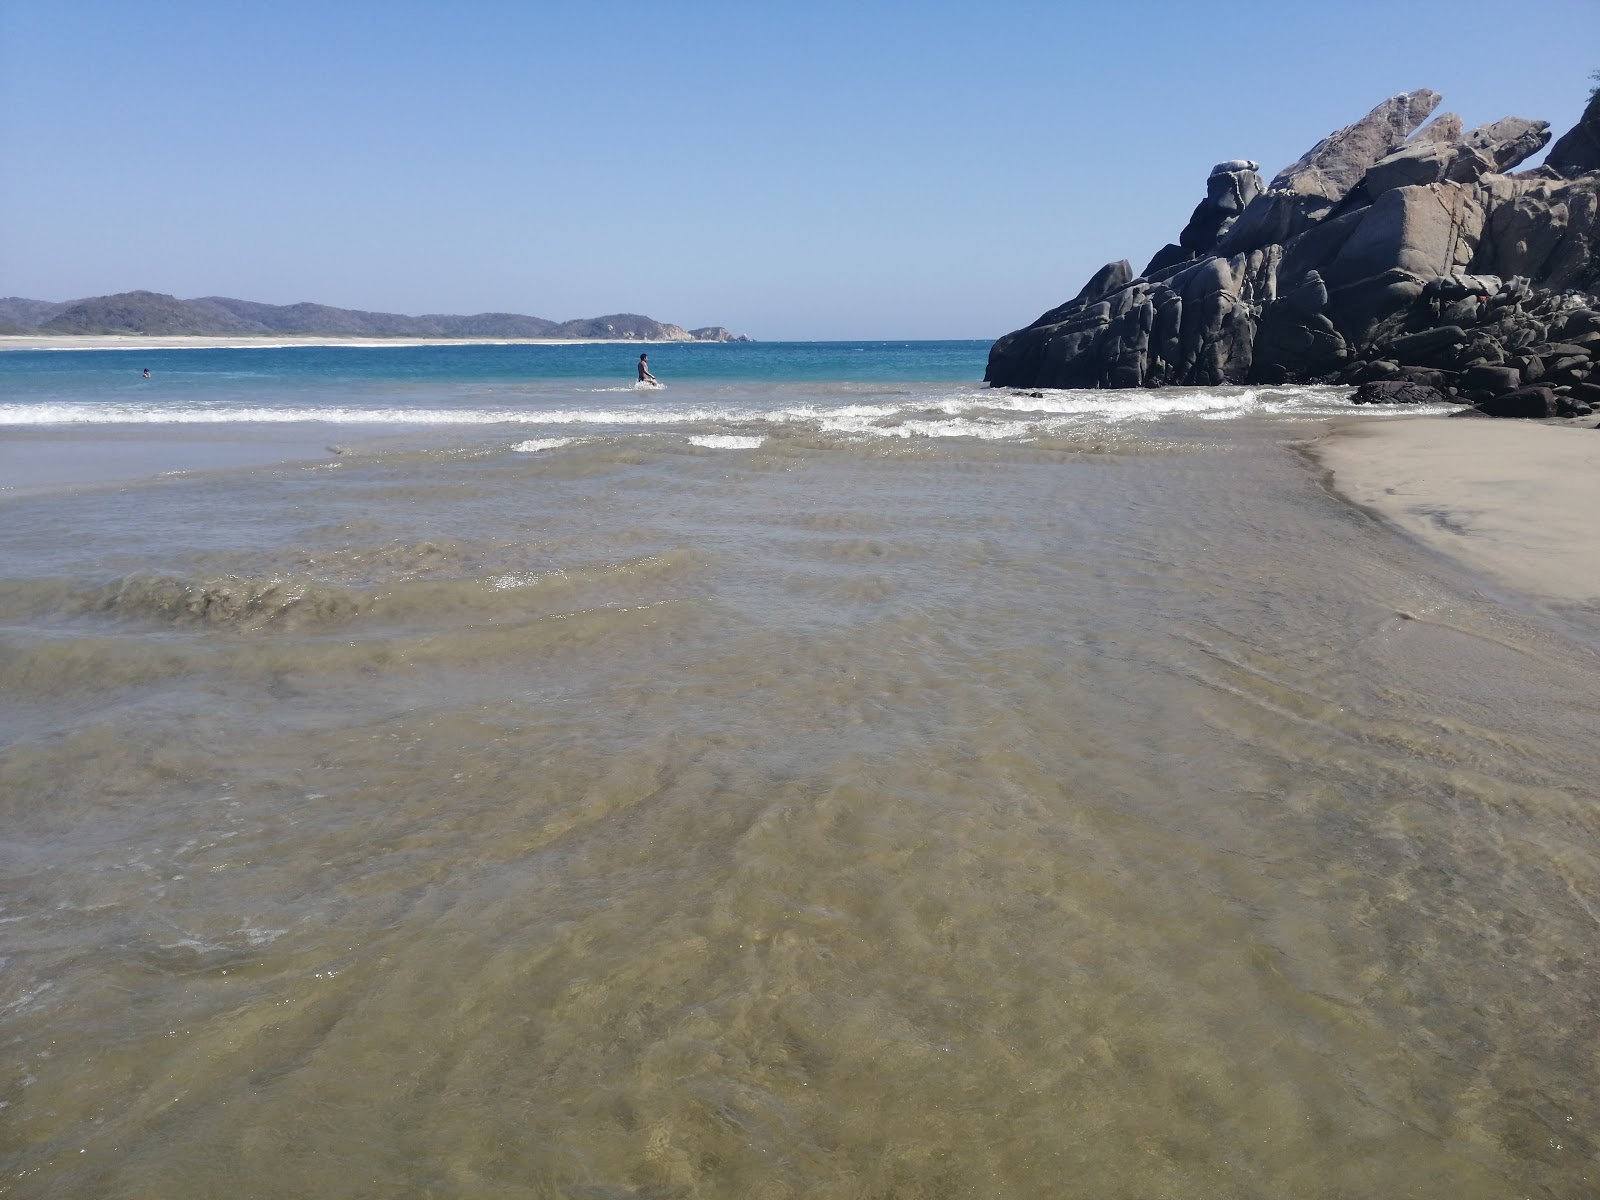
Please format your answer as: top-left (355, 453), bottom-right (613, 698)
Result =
top-left (0, 291), bottom-right (749, 342)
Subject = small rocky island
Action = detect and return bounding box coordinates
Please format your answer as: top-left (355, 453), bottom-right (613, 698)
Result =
top-left (986, 87), bottom-right (1600, 418)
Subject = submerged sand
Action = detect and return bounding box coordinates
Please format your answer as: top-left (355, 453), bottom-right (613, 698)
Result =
top-left (1317, 414), bottom-right (1600, 606)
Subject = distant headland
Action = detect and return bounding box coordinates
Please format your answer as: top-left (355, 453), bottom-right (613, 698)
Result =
top-left (987, 84), bottom-right (1600, 418)
top-left (0, 290), bottom-right (750, 344)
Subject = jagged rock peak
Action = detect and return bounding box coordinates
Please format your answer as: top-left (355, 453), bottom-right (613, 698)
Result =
top-left (1462, 117), bottom-right (1552, 171)
top-left (1407, 113), bottom-right (1464, 144)
top-left (1271, 88), bottom-right (1442, 204)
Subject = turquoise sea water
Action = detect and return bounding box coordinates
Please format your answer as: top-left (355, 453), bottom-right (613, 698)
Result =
top-left (0, 340), bottom-right (990, 386)
top-left (0, 339), bottom-right (1386, 439)
top-left (0, 341), bottom-right (989, 412)
top-left (2, 341), bottom-right (1597, 1198)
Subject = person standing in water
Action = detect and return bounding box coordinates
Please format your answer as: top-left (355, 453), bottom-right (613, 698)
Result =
top-left (637, 353), bottom-right (657, 385)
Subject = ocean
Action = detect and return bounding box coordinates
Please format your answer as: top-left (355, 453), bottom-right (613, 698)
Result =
top-left (1, 341), bottom-right (1596, 1198)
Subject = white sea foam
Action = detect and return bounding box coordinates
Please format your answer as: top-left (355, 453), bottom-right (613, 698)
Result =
top-left (0, 385), bottom-right (1358, 432)
top-left (818, 414), bottom-right (1024, 440)
top-left (688, 435), bottom-right (765, 449)
top-left (510, 438), bottom-right (575, 453)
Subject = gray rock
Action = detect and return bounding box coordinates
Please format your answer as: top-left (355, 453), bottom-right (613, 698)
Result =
top-left (1143, 244), bottom-right (1195, 276)
top-left (1179, 165), bottom-right (1265, 254)
top-left (1394, 366), bottom-right (1454, 390)
top-left (1461, 364), bottom-right (1521, 394)
top-left (987, 86), bottom-right (1600, 393)
top-left (1476, 385), bottom-right (1559, 417)
top-left (1533, 342), bottom-right (1594, 359)
top-left (1276, 206), bottom-right (1370, 290)
top-left (1471, 180), bottom-right (1598, 288)
top-left (1217, 189), bottom-right (1317, 258)
top-left (1546, 92), bottom-right (1600, 179)
top-left (1326, 270), bottom-right (1428, 347)
top-left (1324, 183), bottom-right (1486, 290)
top-left (1407, 113), bottom-right (1464, 144)
top-left (1355, 359), bottom-right (1403, 381)
top-left (1271, 89), bottom-right (1442, 206)
top-left (1384, 325), bottom-right (1469, 361)
top-left (1074, 260), bottom-right (1134, 307)
top-left (1362, 142), bottom-right (1495, 196)
top-left (1352, 379), bottom-right (1449, 404)
top-left (1462, 117), bottom-right (1553, 171)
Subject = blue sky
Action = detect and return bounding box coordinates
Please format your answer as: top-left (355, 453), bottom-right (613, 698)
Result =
top-left (2, 0), bottom-right (1595, 339)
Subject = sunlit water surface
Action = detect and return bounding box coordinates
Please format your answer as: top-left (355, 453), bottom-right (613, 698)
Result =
top-left (1, 344), bottom-right (1596, 1198)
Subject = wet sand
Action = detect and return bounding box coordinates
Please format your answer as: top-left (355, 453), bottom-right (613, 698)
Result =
top-left (6, 375), bottom-right (1600, 1197)
top-left (1317, 414), bottom-right (1600, 607)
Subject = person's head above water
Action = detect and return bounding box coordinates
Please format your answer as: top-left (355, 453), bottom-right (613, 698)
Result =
top-left (640, 353), bottom-right (648, 361)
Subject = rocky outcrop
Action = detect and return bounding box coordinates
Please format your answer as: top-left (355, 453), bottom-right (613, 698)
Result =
top-left (987, 88), bottom-right (1600, 415)
top-left (1272, 89), bottom-right (1443, 214)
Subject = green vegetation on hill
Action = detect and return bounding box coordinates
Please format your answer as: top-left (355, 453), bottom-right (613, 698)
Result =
top-left (39, 290), bottom-right (227, 335)
top-left (0, 292), bottom-right (748, 341)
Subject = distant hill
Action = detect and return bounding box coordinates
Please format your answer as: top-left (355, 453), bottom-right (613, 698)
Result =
top-left (0, 291), bottom-right (750, 342)
top-left (0, 298), bottom-right (67, 327)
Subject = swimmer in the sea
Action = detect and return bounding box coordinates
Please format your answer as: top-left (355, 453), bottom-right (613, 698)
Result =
top-left (637, 353), bottom-right (657, 384)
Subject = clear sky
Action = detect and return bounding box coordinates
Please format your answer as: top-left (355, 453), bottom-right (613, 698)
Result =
top-left (2, 0), bottom-right (1595, 339)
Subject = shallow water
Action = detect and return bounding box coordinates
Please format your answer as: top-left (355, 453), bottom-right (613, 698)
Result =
top-left (1, 348), bottom-right (1597, 1198)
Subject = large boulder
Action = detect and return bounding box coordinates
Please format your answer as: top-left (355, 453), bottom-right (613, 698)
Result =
top-left (1407, 112), bottom-right (1464, 144)
top-left (1362, 142), bottom-right (1495, 196)
top-left (1461, 363), bottom-right (1521, 394)
top-left (1476, 385), bottom-right (1558, 417)
top-left (1351, 379), bottom-right (1450, 404)
top-left (1316, 183), bottom-right (1487, 343)
top-left (1271, 89), bottom-right (1442, 208)
top-left (1323, 183), bottom-right (1486, 288)
top-left (1462, 117), bottom-right (1553, 171)
top-left (1178, 162), bottom-right (1265, 255)
top-left (1471, 176), bottom-right (1600, 291)
top-left (1546, 92), bottom-right (1600, 178)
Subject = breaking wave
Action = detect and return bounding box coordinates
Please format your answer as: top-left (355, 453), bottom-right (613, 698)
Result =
top-left (511, 438), bottom-right (577, 452)
top-left (689, 435), bottom-right (765, 449)
top-left (0, 385), bottom-right (1379, 435)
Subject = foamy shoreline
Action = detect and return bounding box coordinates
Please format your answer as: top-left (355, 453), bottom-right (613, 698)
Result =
top-left (1315, 414), bottom-right (1600, 606)
top-left (0, 334), bottom-right (718, 352)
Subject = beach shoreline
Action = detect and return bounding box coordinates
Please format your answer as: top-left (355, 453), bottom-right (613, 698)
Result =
top-left (1314, 413), bottom-right (1600, 607)
top-left (0, 334), bottom-right (727, 352)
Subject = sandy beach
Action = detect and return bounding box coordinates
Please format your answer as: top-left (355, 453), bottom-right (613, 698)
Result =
top-left (0, 334), bottom-right (701, 351)
top-left (1317, 414), bottom-right (1600, 606)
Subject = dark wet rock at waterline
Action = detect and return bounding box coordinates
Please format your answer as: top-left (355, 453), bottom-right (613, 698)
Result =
top-left (1351, 379), bottom-right (1452, 405)
top-left (1475, 386), bottom-right (1561, 418)
top-left (986, 87), bottom-right (1600, 416)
